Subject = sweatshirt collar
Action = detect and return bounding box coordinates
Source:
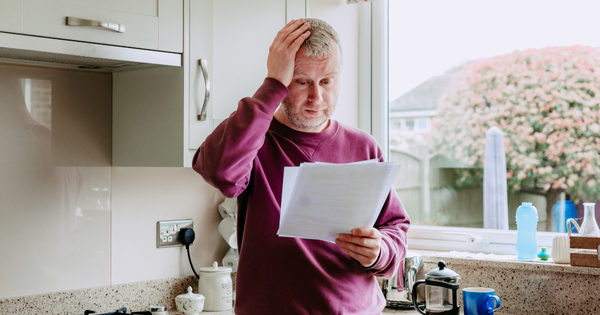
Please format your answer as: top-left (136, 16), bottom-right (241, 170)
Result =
top-left (270, 117), bottom-right (339, 142)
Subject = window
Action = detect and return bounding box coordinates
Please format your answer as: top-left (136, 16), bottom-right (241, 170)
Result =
top-left (366, 0), bottom-right (600, 253)
top-left (416, 118), bottom-right (429, 131)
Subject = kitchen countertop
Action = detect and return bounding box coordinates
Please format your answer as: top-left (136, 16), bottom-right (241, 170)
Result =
top-left (6, 248), bottom-right (591, 314)
top-left (383, 308), bottom-right (514, 315)
top-left (169, 307), bottom-right (413, 314)
top-left (382, 307), bottom-right (516, 315)
top-left (169, 307), bottom-right (515, 315)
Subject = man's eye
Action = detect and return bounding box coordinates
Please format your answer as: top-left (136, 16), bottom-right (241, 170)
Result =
top-left (298, 81), bottom-right (307, 85)
top-left (321, 80), bottom-right (330, 85)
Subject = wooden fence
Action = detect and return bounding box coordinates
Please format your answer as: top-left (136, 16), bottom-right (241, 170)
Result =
top-left (389, 147), bottom-right (547, 229)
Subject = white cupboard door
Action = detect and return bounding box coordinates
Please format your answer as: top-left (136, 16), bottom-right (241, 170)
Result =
top-left (188, 0), bottom-right (307, 157)
top-left (0, 0), bottom-right (23, 33)
top-left (287, 0), bottom-right (308, 22)
top-left (187, 0), bottom-right (214, 162)
top-left (22, 0), bottom-right (182, 53)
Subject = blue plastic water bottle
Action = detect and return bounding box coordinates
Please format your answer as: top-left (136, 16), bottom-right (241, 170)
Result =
top-left (515, 202), bottom-right (538, 259)
top-left (551, 200), bottom-right (578, 233)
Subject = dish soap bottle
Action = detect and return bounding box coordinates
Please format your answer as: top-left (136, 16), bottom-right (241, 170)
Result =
top-left (551, 200), bottom-right (577, 233)
top-left (515, 202), bottom-right (538, 259)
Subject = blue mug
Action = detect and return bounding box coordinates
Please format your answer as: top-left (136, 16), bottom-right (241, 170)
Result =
top-left (463, 287), bottom-right (501, 315)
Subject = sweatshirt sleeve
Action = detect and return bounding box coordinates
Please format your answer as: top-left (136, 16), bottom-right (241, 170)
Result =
top-left (359, 147), bottom-right (410, 278)
top-left (192, 78), bottom-right (289, 198)
top-left (366, 188), bottom-right (410, 279)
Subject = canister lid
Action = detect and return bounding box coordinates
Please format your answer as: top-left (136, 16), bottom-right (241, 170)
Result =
top-left (176, 286), bottom-right (205, 301)
top-left (198, 261), bottom-right (232, 273)
top-left (425, 260), bottom-right (460, 280)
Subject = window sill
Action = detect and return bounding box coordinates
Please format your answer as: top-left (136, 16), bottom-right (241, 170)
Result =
top-left (407, 225), bottom-right (556, 256)
top-left (412, 249), bottom-right (600, 276)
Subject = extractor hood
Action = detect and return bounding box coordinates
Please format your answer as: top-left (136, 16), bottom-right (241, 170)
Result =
top-left (0, 32), bottom-right (181, 71)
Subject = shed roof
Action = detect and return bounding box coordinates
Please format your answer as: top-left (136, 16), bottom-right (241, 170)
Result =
top-left (390, 66), bottom-right (463, 112)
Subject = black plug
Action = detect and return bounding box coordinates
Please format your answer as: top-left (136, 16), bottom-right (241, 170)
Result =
top-left (179, 228), bottom-right (195, 245)
top-left (179, 228), bottom-right (199, 280)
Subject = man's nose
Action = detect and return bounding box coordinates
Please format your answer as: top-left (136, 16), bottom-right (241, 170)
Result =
top-left (307, 84), bottom-right (323, 104)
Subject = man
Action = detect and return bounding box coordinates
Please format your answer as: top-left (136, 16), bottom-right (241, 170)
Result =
top-left (193, 18), bottom-right (410, 314)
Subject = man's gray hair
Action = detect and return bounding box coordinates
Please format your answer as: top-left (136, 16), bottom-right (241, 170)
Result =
top-left (301, 18), bottom-right (342, 60)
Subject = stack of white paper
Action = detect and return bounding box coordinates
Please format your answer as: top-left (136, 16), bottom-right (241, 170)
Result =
top-left (277, 160), bottom-right (400, 243)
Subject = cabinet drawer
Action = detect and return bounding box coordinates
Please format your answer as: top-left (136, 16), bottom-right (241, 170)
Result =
top-left (23, 0), bottom-right (164, 51)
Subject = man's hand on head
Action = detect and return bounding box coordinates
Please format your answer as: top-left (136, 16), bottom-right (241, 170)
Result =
top-left (267, 19), bottom-right (310, 87)
top-left (335, 227), bottom-right (382, 268)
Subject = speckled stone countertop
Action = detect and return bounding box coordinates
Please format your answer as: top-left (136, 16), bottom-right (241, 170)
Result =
top-left (3, 250), bottom-right (599, 314)
top-left (0, 276), bottom-right (200, 315)
top-left (382, 309), bottom-right (515, 315)
top-left (168, 307), bottom-right (513, 315)
top-left (415, 250), bottom-right (600, 315)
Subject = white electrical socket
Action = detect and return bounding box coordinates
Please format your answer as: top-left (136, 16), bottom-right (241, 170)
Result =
top-left (156, 219), bottom-right (193, 248)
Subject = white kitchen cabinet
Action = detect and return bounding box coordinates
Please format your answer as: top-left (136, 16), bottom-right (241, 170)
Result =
top-left (113, 0), bottom-right (307, 167)
top-left (0, 0), bottom-right (182, 53)
top-left (0, 0), bottom-right (23, 33)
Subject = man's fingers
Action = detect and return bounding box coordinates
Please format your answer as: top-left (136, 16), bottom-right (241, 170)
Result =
top-left (269, 20), bottom-right (308, 57)
top-left (338, 246), bottom-right (367, 263)
top-left (335, 238), bottom-right (380, 267)
top-left (339, 239), bottom-right (374, 255)
top-left (351, 227), bottom-right (380, 238)
top-left (335, 227), bottom-right (382, 267)
top-left (284, 22), bottom-right (310, 47)
top-left (273, 19), bottom-right (304, 45)
top-left (266, 18), bottom-right (309, 86)
top-left (289, 29), bottom-right (311, 51)
top-left (339, 234), bottom-right (378, 249)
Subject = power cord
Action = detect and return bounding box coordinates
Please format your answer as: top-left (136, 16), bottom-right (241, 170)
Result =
top-left (179, 228), bottom-right (199, 280)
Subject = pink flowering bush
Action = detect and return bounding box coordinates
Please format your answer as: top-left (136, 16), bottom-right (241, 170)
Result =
top-left (433, 46), bottom-right (600, 203)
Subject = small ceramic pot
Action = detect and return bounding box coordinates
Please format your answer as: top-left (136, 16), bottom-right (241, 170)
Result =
top-left (552, 234), bottom-right (570, 264)
top-left (175, 286), bottom-right (205, 315)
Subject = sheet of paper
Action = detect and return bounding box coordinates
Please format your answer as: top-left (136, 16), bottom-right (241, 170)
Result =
top-left (277, 161), bottom-right (400, 243)
top-left (280, 166), bottom-right (299, 228)
top-left (280, 159), bottom-right (379, 227)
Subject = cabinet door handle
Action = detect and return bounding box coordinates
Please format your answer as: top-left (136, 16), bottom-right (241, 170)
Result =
top-left (66, 16), bottom-right (125, 33)
top-left (197, 59), bottom-right (211, 121)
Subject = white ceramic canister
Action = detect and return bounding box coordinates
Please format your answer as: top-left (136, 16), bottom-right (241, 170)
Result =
top-left (175, 286), bottom-right (205, 315)
top-left (198, 261), bottom-right (233, 311)
top-left (552, 234), bottom-right (570, 264)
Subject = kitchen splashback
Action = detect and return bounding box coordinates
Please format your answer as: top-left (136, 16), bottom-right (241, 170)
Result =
top-left (0, 63), bottom-right (112, 298)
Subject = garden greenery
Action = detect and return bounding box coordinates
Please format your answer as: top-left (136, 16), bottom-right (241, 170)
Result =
top-left (433, 46), bottom-right (600, 203)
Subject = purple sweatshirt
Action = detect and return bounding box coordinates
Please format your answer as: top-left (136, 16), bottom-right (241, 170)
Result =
top-left (193, 78), bottom-right (410, 315)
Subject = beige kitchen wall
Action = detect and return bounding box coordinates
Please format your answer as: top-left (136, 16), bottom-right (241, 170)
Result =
top-left (111, 167), bottom-right (227, 285)
top-left (0, 63), bottom-right (229, 298)
top-left (0, 64), bottom-right (113, 298)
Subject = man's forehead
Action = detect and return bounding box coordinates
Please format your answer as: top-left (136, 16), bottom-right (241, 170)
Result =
top-left (293, 56), bottom-right (341, 76)
top-left (293, 69), bottom-right (339, 77)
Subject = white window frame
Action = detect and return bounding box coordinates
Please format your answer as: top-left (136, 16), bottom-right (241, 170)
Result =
top-left (360, 0), bottom-right (555, 255)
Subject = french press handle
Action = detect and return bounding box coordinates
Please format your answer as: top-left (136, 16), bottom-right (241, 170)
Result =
top-left (412, 279), bottom-right (427, 315)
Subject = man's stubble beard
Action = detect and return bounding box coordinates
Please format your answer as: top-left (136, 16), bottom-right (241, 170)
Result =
top-left (281, 99), bottom-right (336, 131)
